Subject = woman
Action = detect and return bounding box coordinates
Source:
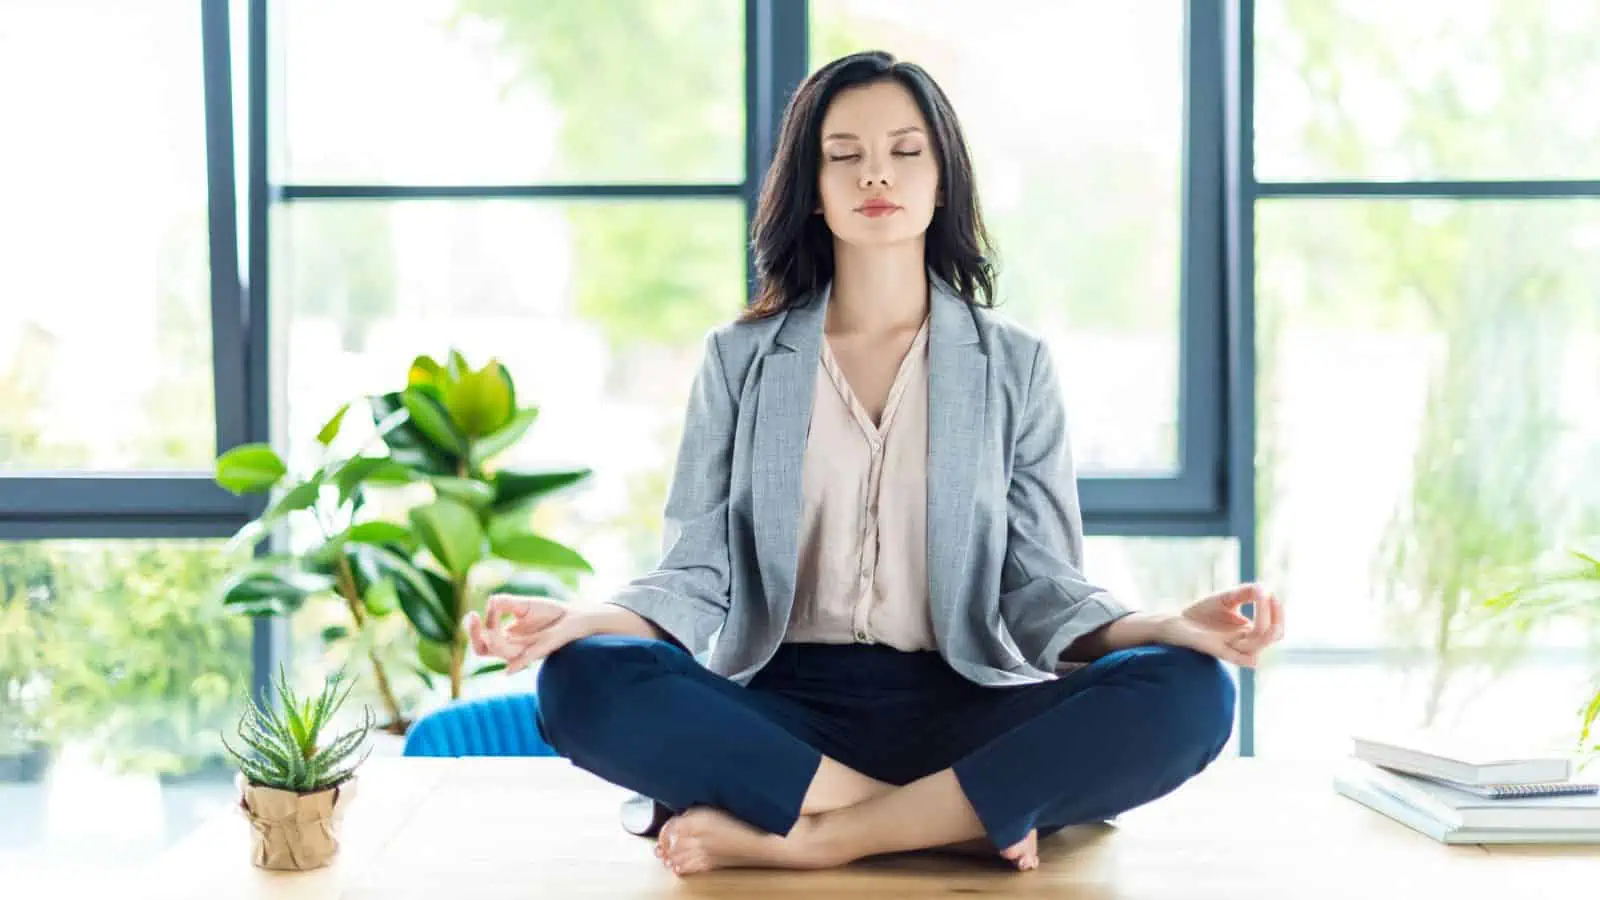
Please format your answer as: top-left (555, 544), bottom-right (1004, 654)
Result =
top-left (465, 50), bottom-right (1284, 875)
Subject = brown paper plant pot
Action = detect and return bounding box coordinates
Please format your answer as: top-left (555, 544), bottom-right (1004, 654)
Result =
top-left (238, 772), bottom-right (359, 871)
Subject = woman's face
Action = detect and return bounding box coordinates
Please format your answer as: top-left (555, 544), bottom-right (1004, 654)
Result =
top-left (816, 79), bottom-right (940, 250)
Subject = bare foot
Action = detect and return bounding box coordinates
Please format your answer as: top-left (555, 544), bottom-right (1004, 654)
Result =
top-left (656, 808), bottom-right (834, 875)
top-left (998, 829), bottom-right (1039, 871)
top-left (940, 829), bottom-right (1039, 870)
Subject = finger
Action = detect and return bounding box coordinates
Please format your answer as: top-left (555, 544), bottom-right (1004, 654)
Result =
top-left (1247, 587), bottom-right (1274, 638)
top-left (484, 594), bottom-right (531, 631)
top-left (507, 604), bottom-right (563, 636)
top-left (466, 611), bottom-right (494, 657)
top-left (1219, 584), bottom-right (1257, 610)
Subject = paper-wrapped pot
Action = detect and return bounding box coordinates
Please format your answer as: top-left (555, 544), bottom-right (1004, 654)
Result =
top-left (237, 773), bottom-right (358, 871)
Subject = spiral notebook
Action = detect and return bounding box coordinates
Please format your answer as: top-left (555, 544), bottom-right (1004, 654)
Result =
top-left (1443, 778), bottom-right (1600, 799)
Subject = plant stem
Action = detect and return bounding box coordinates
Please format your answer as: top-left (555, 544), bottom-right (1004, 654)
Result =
top-left (450, 457), bottom-right (471, 700)
top-left (334, 552), bottom-right (404, 729)
top-left (449, 582), bottom-right (465, 699)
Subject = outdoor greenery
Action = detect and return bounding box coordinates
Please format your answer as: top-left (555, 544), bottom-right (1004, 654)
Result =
top-left (1259, 0), bottom-right (1600, 729)
top-left (0, 218), bottom-right (250, 779)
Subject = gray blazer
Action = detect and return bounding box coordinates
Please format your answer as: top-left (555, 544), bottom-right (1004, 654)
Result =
top-left (607, 276), bottom-right (1132, 688)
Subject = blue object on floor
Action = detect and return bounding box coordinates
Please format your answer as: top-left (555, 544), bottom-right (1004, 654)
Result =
top-left (402, 693), bottom-right (557, 758)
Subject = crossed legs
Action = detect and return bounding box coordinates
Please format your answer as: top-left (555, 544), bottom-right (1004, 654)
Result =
top-left (536, 637), bottom-right (1234, 875)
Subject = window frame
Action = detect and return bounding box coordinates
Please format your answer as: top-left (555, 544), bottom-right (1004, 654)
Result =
top-left (33, 0), bottom-right (1562, 755)
top-left (0, 0), bottom-right (260, 540)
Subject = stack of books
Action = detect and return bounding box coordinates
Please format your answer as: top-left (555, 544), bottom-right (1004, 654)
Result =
top-left (1334, 731), bottom-right (1600, 843)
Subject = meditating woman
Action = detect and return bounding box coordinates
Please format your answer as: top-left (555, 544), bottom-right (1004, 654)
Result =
top-left (464, 50), bottom-right (1284, 876)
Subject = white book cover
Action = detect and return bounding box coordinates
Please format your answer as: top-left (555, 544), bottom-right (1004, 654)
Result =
top-left (1351, 729), bottom-right (1573, 786)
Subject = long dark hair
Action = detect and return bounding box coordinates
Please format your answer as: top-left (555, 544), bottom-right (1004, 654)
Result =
top-left (743, 50), bottom-right (996, 321)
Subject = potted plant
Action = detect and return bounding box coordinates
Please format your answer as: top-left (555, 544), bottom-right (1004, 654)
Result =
top-left (224, 666), bottom-right (372, 871)
top-left (214, 350), bottom-right (594, 733)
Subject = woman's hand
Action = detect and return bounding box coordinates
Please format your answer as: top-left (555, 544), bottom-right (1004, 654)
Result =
top-left (1157, 583), bottom-right (1284, 668)
top-left (463, 594), bottom-right (593, 675)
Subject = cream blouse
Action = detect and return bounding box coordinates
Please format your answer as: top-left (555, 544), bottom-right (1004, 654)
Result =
top-left (783, 317), bottom-right (936, 651)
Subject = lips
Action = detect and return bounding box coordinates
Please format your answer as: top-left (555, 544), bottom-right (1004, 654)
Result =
top-left (856, 200), bottom-right (901, 217)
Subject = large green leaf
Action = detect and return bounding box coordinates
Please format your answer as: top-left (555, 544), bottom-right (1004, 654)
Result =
top-left (430, 476), bottom-right (496, 509)
top-left (490, 360), bottom-right (516, 416)
top-left (421, 566), bottom-right (461, 624)
top-left (315, 403), bottom-right (351, 446)
top-left (335, 455), bottom-right (415, 505)
top-left (346, 521), bottom-right (416, 549)
top-left (409, 499), bottom-right (484, 579)
top-left (490, 467), bottom-right (593, 513)
top-left (218, 567), bottom-right (335, 616)
top-left (362, 577), bottom-right (398, 617)
top-left (369, 393), bottom-right (454, 475)
top-left (489, 532), bottom-right (592, 574)
top-left (360, 545), bottom-right (452, 643)
top-left (262, 477), bottom-right (322, 523)
top-left (444, 364), bottom-right (515, 438)
top-left (469, 407), bottom-right (539, 470)
top-left (402, 388), bottom-right (467, 457)
top-left (408, 354), bottom-right (444, 388)
top-left (216, 444), bottom-right (287, 494)
top-left (416, 637), bottom-right (453, 676)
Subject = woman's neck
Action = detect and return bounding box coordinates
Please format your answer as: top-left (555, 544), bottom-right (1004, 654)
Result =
top-left (826, 240), bottom-right (928, 336)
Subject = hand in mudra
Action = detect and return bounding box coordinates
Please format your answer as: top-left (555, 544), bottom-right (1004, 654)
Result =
top-left (463, 594), bottom-right (587, 675)
top-left (1158, 583), bottom-right (1283, 669)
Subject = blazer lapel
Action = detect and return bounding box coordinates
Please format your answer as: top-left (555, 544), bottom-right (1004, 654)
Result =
top-left (750, 287), bottom-right (826, 617)
top-left (926, 280), bottom-right (988, 638)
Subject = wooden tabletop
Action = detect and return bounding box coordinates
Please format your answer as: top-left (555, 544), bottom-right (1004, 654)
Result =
top-left (137, 756), bottom-right (1597, 899)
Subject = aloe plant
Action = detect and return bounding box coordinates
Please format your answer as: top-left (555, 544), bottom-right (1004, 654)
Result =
top-left (224, 666), bottom-right (371, 793)
top-left (214, 350), bottom-right (594, 731)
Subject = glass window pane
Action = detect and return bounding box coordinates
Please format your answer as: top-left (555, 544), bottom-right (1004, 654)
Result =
top-left (279, 0), bottom-right (745, 185)
top-left (1258, 661), bottom-right (1598, 758)
top-left (275, 199), bottom-right (743, 672)
top-left (0, 540), bottom-right (249, 891)
top-left (810, 1), bottom-right (1184, 473)
top-left (1083, 537), bottom-right (1240, 616)
top-left (1256, 0), bottom-right (1600, 180)
top-left (1256, 199), bottom-right (1600, 730)
top-left (0, 3), bottom-right (216, 470)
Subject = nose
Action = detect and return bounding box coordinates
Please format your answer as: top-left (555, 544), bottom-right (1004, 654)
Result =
top-left (858, 158), bottom-right (892, 190)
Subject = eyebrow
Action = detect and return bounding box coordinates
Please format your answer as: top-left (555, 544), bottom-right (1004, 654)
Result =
top-left (822, 126), bottom-right (926, 141)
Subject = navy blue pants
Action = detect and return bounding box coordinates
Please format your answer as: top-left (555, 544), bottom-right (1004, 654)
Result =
top-left (535, 636), bottom-right (1235, 850)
